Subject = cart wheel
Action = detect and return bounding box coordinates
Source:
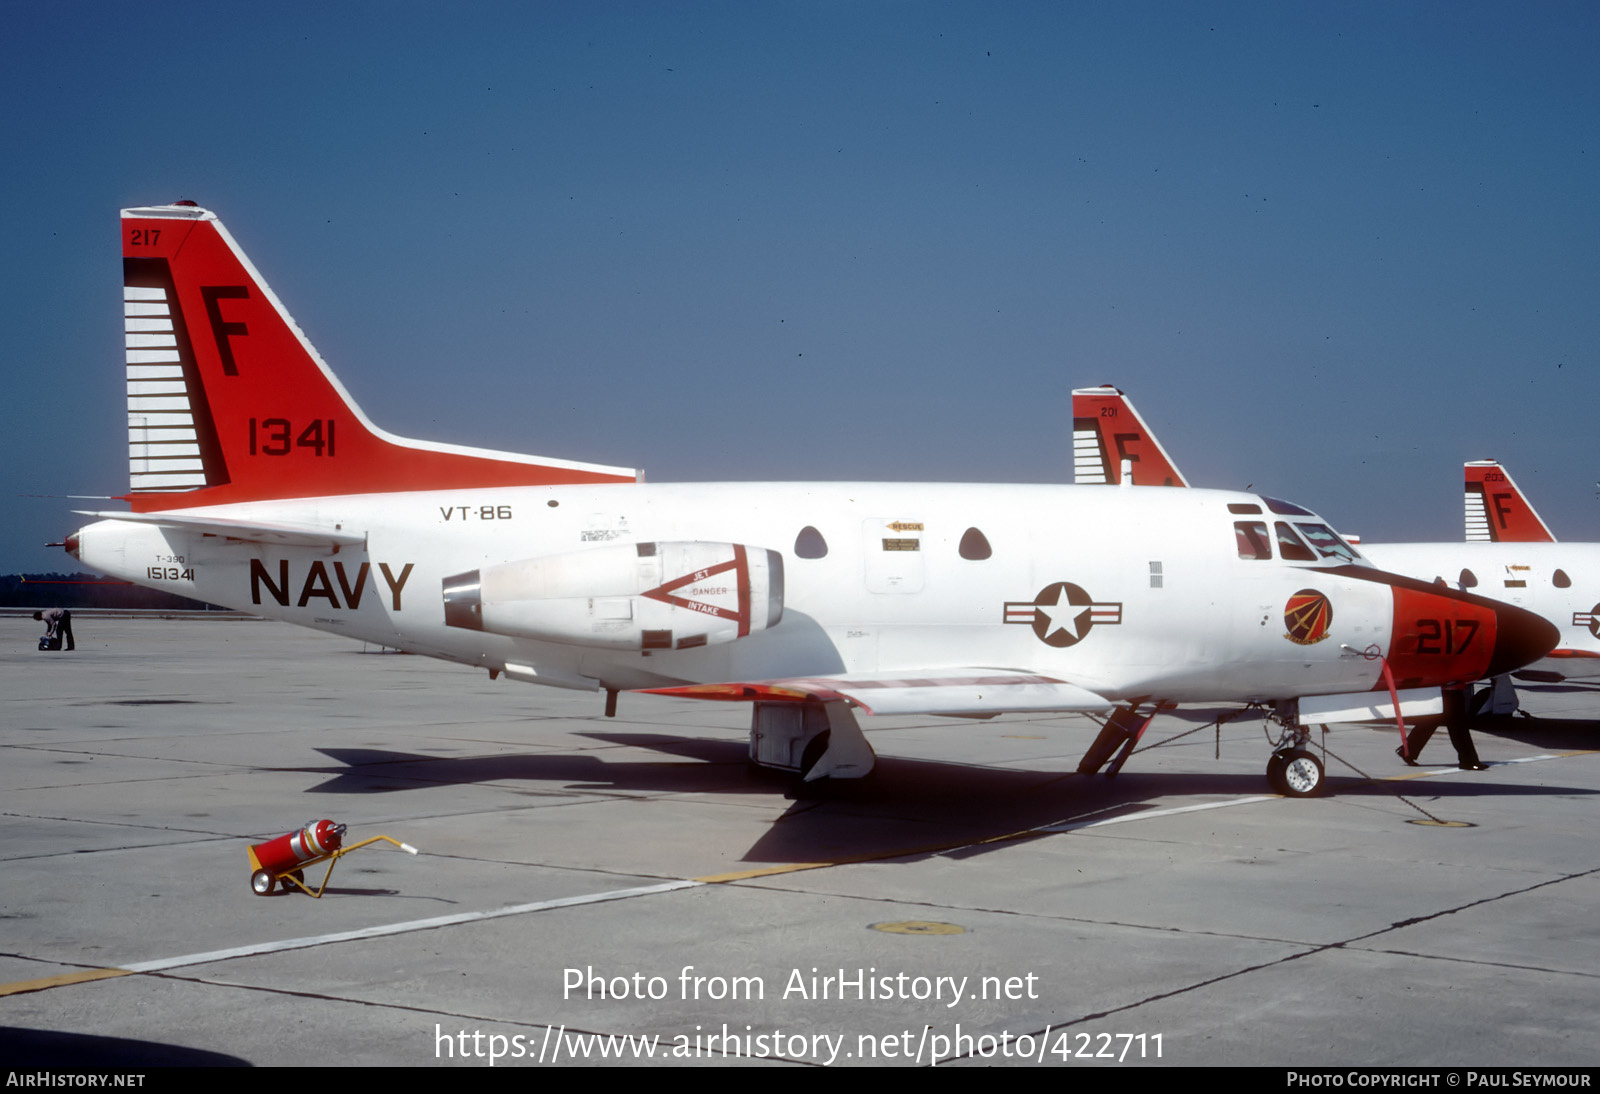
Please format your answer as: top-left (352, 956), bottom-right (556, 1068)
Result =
top-left (251, 870), bottom-right (274, 895)
top-left (281, 870), bottom-right (305, 894)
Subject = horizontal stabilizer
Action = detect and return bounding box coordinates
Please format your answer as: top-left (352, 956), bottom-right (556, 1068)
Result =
top-left (642, 668), bottom-right (1114, 717)
top-left (75, 510), bottom-right (365, 550)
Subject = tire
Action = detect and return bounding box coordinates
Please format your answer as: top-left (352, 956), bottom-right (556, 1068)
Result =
top-left (1266, 752), bottom-right (1289, 794)
top-left (1278, 749), bottom-right (1324, 798)
top-left (251, 870), bottom-right (275, 895)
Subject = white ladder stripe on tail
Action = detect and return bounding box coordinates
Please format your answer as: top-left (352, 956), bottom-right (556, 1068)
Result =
top-left (125, 285), bottom-right (206, 491)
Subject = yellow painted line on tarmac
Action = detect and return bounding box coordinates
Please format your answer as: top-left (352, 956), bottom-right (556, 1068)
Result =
top-left (695, 836), bottom-right (1003, 883)
top-left (0, 967), bottom-right (133, 997)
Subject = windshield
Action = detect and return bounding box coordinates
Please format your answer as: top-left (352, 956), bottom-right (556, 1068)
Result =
top-left (1295, 522), bottom-right (1363, 564)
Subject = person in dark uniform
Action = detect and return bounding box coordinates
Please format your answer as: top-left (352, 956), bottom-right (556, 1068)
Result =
top-left (1396, 685), bottom-right (1487, 770)
top-left (32, 609), bottom-right (75, 651)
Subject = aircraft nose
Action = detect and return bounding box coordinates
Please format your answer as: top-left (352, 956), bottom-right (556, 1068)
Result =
top-left (1484, 599), bottom-right (1560, 678)
top-left (1378, 571), bottom-right (1561, 688)
top-left (64, 532), bottom-right (80, 560)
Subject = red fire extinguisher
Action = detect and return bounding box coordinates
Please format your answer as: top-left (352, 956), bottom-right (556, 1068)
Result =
top-left (248, 820), bottom-right (347, 894)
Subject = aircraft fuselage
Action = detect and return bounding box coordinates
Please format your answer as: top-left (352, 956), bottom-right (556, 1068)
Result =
top-left (74, 481), bottom-right (1538, 707)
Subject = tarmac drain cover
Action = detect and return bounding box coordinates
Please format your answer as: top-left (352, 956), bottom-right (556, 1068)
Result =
top-left (1407, 819), bottom-right (1476, 828)
top-left (870, 921), bottom-right (965, 935)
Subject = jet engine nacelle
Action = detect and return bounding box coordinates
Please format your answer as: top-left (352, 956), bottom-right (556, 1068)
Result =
top-left (442, 540), bottom-right (784, 651)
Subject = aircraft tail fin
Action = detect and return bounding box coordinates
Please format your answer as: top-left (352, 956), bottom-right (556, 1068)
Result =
top-left (1070, 385), bottom-right (1189, 487)
top-left (120, 203), bottom-right (637, 513)
top-left (1463, 460), bottom-right (1555, 542)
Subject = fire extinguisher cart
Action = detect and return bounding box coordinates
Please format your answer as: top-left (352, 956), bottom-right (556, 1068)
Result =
top-left (247, 820), bottom-right (418, 897)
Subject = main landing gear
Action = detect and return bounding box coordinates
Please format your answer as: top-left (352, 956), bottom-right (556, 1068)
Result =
top-left (1076, 704), bottom-right (1156, 777)
top-left (748, 699), bottom-right (877, 787)
top-left (1078, 702), bottom-right (1328, 798)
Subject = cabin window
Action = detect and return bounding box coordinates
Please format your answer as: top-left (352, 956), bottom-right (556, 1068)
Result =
top-left (794, 526), bottom-right (828, 559)
top-left (958, 527), bottom-right (992, 560)
top-left (1458, 568), bottom-right (1478, 589)
top-left (1235, 521), bottom-right (1271, 560)
top-left (1554, 569), bottom-right (1571, 589)
top-left (1227, 502), bottom-right (1262, 515)
top-left (1274, 522), bottom-right (1317, 562)
top-left (1264, 497), bottom-right (1314, 516)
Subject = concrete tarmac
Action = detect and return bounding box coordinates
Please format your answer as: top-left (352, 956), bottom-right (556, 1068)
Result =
top-left (2, 618), bottom-right (1598, 1068)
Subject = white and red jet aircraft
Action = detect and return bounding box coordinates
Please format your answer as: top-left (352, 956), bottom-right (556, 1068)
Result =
top-left (1377, 459), bottom-right (1598, 698)
top-left (66, 207), bottom-right (1558, 798)
top-left (1070, 386), bottom-right (1600, 701)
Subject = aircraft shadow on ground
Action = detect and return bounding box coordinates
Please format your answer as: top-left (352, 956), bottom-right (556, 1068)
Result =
top-left (1471, 712), bottom-right (1600, 751)
top-left (288, 730), bottom-right (1595, 867)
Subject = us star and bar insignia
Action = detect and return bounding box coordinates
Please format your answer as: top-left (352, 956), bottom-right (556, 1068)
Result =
top-left (1004, 582), bottom-right (1122, 648)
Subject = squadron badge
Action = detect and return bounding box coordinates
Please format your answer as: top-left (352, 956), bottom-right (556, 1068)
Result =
top-left (1284, 589), bottom-right (1333, 645)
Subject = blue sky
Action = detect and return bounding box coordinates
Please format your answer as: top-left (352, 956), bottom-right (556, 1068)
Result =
top-left (4, 1), bottom-right (1596, 573)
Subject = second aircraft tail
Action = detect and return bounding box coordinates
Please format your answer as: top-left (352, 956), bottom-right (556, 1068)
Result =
top-left (1463, 460), bottom-right (1555, 542)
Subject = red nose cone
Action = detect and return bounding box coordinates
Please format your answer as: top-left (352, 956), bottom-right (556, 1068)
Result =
top-left (64, 532), bottom-right (80, 559)
top-left (1387, 584), bottom-right (1558, 688)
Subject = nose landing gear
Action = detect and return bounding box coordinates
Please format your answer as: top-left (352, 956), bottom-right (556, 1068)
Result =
top-left (1265, 714), bottom-right (1327, 798)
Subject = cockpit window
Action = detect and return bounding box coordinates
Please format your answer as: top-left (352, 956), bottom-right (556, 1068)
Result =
top-left (1235, 521), bottom-right (1271, 560)
top-left (1275, 522), bottom-right (1318, 562)
top-left (1263, 497), bottom-right (1314, 516)
top-left (1294, 522), bottom-right (1362, 563)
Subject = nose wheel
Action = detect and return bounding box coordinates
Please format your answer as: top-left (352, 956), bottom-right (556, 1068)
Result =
top-left (1267, 749), bottom-right (1324, 797)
